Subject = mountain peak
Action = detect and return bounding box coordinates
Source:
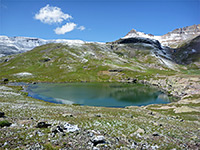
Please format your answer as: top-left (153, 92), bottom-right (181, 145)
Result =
top-left (124, 24), bottom-right (200, 48)
top-left (124, 28), bottom-right (156, 40)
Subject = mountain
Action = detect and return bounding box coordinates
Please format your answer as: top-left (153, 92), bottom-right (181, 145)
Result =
top-left (124, 24), bottom-right (200, 48)
top-left (0, 36), bottom-right (86, 57)
top-left (0, 33), bottom-right (199, 99)
top-left (0, 36), bottom-right (197, 83)
top-left (1, 25), bottom-right (199, 57)
top-left (0, 40), bottom-right (177, 82)
top-left (173, 35), bottom-right (200, 65)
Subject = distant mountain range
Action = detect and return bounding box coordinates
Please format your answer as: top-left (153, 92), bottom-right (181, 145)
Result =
top-left (0, 24), bottom-right (199, 58)
top-left (0, 24), bottom-right (199, 86)
top-left (0, 36), bottom-right (85, 57)
top-left (123, 24), bottom-right (200, 48)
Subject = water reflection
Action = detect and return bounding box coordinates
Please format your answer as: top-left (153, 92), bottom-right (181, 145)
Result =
top-left (27, 83), bottom-right (170, 107)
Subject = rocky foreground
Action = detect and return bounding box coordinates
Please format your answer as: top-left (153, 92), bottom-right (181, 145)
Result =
top-left (0, 82), bottom-right (200, 150)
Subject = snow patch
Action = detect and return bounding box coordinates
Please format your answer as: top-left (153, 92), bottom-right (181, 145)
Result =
top-left (14, 72), bottom-right (33, 76)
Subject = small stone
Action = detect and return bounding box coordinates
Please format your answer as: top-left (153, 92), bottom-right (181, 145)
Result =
top-left (36, 122), bottom-right (51, 128)
top-left (152, 132), bottom-right (159, 136)
top-left (135, 128), bottom-right (145, 134)
top-left (153, 122), bottom-right (163, 127)
top-left (57, 125), bottom-right (64, 132)
top-left (26, 143), bottom-right (43, 150)
top-left (35, 130), bottom-right (44, 137)
top-left (63, 123), bottom-right (79, 133)
top-left (10, 123), bottom-right (17, 127)
top-left (149, 112), bottom-right (155, 116)
top-left (94, 114), bottom-right (101, 117)
top-left (3, 142), bottom-right (8, 146)
top-left (153, 122), bottom-right (159, 126)
top-left (62, 113), bottom-right (73, 117)
top-left (0, 112), bottom-right (5, 118)
top-left (151, 145), bottom-right (159, 149)
top-left (51, 126), bottom-right (59, 134)
top-left (2, 78), bottom-right (9, 82)
top-left (131, 142), bottom-right (138, 148)
top-left (91, 135), bottom-right (105, 146)
top-left (93, 147), bottom-right (100, 150)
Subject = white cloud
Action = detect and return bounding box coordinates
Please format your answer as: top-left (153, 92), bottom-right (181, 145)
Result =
top-left (54, 22), bottom-right (77, 34)
top-left (34, 4), bottom-right (72, 24)
top-left (77, 26), bottom-right (85, 31)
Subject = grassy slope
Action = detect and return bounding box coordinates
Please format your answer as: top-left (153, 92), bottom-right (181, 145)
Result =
top-left (0, 42), bottom-right (189, 83)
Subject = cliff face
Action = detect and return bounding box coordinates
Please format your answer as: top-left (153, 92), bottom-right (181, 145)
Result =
top-left (124, 24), bottom-right (200, 48)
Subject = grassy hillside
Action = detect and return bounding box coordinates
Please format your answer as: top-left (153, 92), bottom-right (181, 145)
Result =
top-left (0, 42), bottom-right (193, 83)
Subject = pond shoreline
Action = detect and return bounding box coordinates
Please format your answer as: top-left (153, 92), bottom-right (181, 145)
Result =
top-left (8, 81), bottom-right (174, 107)
top-left (4, 74), bottom-right (200, 106)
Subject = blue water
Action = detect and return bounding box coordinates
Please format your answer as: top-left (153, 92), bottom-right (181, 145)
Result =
top-left (25, 82), bottom-right (170, 107)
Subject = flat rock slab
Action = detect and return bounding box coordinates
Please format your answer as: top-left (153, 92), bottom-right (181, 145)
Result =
top-left (174, 106), bottom-right (199, 113)
top-left (154, 106), bottom-right (176, 110)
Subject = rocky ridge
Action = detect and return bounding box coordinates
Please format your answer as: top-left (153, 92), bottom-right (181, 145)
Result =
top-left (124, 24), bottom-right (200, 48)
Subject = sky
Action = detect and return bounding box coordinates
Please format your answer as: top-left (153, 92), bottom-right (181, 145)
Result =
top-left (0, 0), bottom-right (199, 42)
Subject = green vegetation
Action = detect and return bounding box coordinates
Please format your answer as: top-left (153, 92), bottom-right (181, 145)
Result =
top-left (0, 43), bottom-right (178, 83)
top-left (0, 120), bottom-right (11, 127)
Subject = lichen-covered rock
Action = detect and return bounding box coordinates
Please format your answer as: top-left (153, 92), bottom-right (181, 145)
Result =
top-left (91, 135), bottom-right (105, 146)
top-left (135, 128), bottom-right (145, 134)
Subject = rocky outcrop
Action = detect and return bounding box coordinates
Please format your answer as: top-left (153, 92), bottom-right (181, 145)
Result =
top-left (141, 76), bottom-right (200, 99)
top-left (114, 37), bottom-right (162, 49)
top-left (161, 24), bottom-right (200, 47)
top-left (174, 106), bottom-right (200, 113)
top-left (173, 35), bottom-right (200, 64)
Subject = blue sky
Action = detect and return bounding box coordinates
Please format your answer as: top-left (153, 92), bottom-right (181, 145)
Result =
top-left (0, 0), bottom-right (199, 42)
